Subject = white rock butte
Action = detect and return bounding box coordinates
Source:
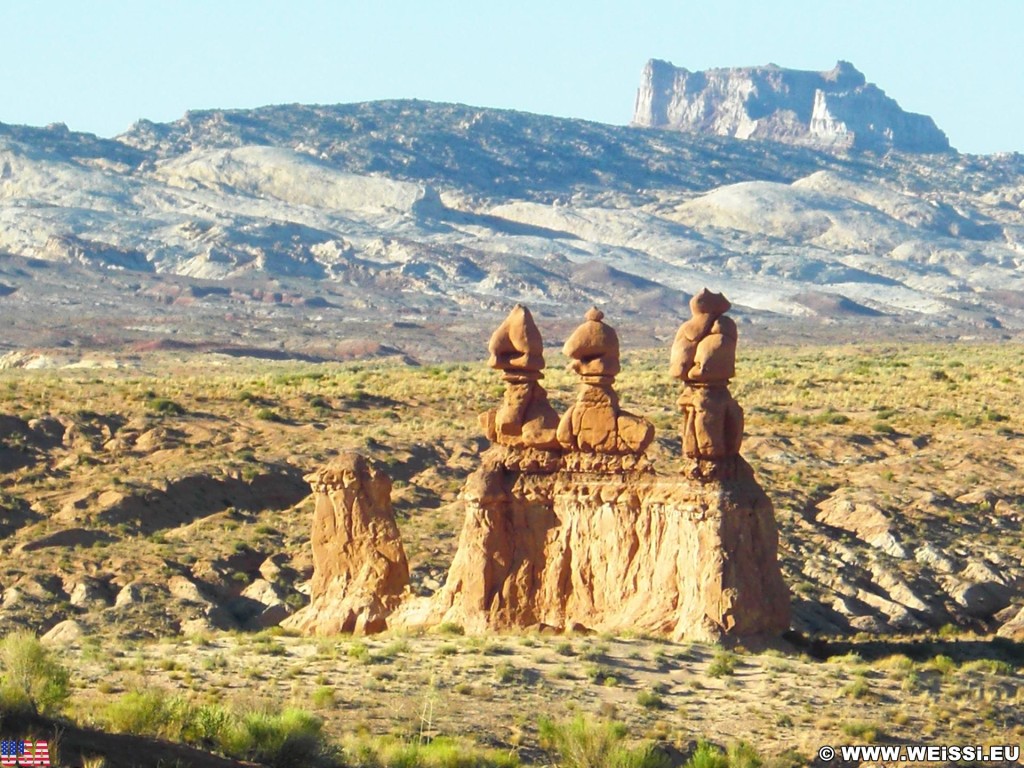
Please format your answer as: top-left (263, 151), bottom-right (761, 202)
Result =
top-left (633, 59), bottom-right (951, 153)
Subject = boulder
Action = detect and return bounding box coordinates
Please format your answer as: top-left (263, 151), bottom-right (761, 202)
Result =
top-left (230, 578), bottom-right (291, 629)
top-left (816, 493), bottom-right (907, 559)
top-left (42, 619), bottom-right (84, 646)
top-left (996, 605), bottom-right (1024, 640)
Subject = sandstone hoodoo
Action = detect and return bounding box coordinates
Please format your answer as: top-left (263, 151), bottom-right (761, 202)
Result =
top-left (292, 300), bottom-right (789, 640)
top-left (670, 289), bottom-right (744, 475)
top-left (557, 307), bottom-right (655, 465)
top-left (479, 303), bottom-right (561, 456)
top-left (632, 59), bottom-right (952, 153)
top-left (283, 453), bottom-right (410, 635)
top-left (431, 301), bottom-right (789, 640)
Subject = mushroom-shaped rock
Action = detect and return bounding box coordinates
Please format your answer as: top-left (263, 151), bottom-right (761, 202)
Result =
top-left (488, 303), bottom-right (545, 373)
top-left (480, 304), bottom-right (561, 453)
top-left (670, 289), bottom-right (744, 469)
top-left (562, 307), bottom-right (620, 379)
top-left (669, 289), bottom-right (738, 385)
top-left (557, 308), bottom-right (653, 457)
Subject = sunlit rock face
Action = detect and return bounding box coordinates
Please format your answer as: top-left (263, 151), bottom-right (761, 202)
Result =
top-left (633, 59), bottom-right (952, 154)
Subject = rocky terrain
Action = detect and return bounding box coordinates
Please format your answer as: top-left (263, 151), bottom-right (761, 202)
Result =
top-left (1, 87), bottom-right (1024, 367)
top-left (1, 68), bottom-right (1023, 765)
top-left (0, 339), bottom-right (1022, 764)
top-left (633, 60), bottom-right (950, 153)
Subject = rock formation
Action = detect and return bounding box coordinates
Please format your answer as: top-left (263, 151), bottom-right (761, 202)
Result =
top-left (479, 304), bottom-right (561, 459)
top-left (283, 453), bottom-right (409, 635)
top-left (556, 308), bottom-right (655, 466)
top-left (431, 457), bottom-right (790, 640)
top-left (633, 59), bottom-right (952, 153)
top-left (425, 303), bottom-right (787, 640)
top-left (292, 303), bottom-right (789, 641)
top-left (670, 289), bottom-right (744, 474)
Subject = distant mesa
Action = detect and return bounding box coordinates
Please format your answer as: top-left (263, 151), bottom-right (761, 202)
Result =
top-left (633, 59), bottom-right (952, 154)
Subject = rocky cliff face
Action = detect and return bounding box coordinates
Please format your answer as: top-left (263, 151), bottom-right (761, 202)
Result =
top-left (633, 59), bottom-right (951, 153)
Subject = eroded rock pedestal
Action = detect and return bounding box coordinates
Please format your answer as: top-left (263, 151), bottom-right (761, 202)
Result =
top-left (292, 300), bottom-right (789, 642)
top-left (427, 303), bottom-right (788, 641)
top-left (430, 449), bottom-right (789, 640)
top-left (283, 453), bottom-right (409, 635)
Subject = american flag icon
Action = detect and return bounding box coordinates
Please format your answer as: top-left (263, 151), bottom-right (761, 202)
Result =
top-left (0, 741), bottom-right (49, 767)
top-left (23, 741), bottom-right (50, 767)
top-left (0, 741), bottom-right (21, 767)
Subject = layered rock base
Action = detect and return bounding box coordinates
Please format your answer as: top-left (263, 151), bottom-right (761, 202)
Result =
top-left (428, 449), bottom-right (789, 641)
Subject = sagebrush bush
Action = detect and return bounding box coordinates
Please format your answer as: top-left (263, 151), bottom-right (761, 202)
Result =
top-left (102, 690), bottom-right (328, 767)
top-left (685, 742), bottom-right (728, 768)
top-left (0, 630), bottom-right (71, 715)
top-left (219, 708), bottom-right (325, 768)
top-left (707, 649), bottom-right (737, 678)
top-left (341, 734), bottom-right (518, 768)
top-left (538, 715), bottom-right (668, 768)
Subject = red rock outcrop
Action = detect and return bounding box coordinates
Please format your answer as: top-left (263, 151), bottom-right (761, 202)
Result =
top-left (283, 453), bottom-right (409, 635)
top-left (429, 455), bottom-right (790, 640)
top-left (293, 302), bottom-right (789, 642)
top-left (423, 302), bottom-right (788, 640)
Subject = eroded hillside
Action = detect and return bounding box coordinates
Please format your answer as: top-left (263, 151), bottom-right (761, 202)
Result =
top-left (2, 101), bottom-right (1024, 364)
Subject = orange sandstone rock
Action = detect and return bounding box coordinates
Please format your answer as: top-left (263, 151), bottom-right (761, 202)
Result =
top-left (670, 289), bottom-right (744, 467)
top-left (282, 453), bottom-right (409, 635)
top-left (291, 297), bottom-right (788, 643)
top-left (558, 308), bottom-right (653, 457)
top-left (428, 451), bottom-right (790, 640)
top-left (480, 305), bottom-right (560, 451)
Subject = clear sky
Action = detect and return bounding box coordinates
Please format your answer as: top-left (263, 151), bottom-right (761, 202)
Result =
top-left (2, 1), bottom-right (1021, 154)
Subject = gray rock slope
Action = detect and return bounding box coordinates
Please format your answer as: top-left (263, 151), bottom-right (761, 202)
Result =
top-left (1, 97), bottom-right (1023, 351)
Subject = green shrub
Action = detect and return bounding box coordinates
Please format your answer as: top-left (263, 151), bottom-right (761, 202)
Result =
top-left (840, 721), bottom-right (879, 742)
top-left (103, 690), bottom-right (190, 739)
top-left (812, 410), bottom-right (849, 425)
top-left (538, 715), bottom-right (668, 768)
top-left (312, 686), bottom-right (335, 708)
top-left (219, 708), bottom-right (325, 768)
top-left (341, 733), bottom-right (518, 767)
top-left (726, 741), bottom-right (762, 768)
top-left (494, 661), bottom-right (516, 684)
top-left (685, 741), bottom-right (728, 768)
top-left (636, 689), bottom-right (666, 710)
top-left (0, 630), bottom-right (71, 716)
top-left (148, 397), bottom-right (185, 415)
top-left (707, 649), bottom-right (737, 678)
top-left (102, 691), bottom-right (327, 767)
top-left (928, 654), bottom-right (957, 676)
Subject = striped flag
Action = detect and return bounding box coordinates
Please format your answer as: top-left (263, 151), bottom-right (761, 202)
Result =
top-left (0, 741), bottom-right (23, 767)
top-left (21, 741), bottom-right (50, 767)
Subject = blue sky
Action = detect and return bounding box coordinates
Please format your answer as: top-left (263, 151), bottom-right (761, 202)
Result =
top-left (2, 1), bottom-right (1021, 154)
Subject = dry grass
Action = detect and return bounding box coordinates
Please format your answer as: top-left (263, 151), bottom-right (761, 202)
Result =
top-left (0, 341), bottom-right (1023, 761)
